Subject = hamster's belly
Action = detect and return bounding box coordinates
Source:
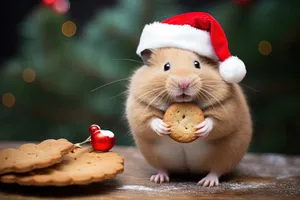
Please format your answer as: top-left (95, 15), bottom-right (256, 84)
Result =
top-left (152, 137), bottom-right (186, 172)
top-left (181, 139), bottom-right (213, 173)
top-left (153, 137), bottom-right (212, 173)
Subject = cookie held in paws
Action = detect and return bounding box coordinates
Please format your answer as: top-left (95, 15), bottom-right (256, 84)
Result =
top-left (163, 103), bottom-right (204, 143)
top-left (0, 147), bottom-right (124, 186)
top-left (0, 139), bottom-right (75, 175)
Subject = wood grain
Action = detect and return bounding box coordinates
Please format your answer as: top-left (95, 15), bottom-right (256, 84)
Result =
top-left (0, 142), bottom-right (300, 200)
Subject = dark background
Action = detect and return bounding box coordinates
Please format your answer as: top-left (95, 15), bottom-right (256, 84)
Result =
top-left (0, 0), bottom-right (219, 65)
top-left (0, 0), bottom-right (299, 155)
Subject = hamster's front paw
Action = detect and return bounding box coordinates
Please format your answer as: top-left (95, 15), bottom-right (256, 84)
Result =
top-left (150, 118), bottom-right (170, 136)
top-left (194, 117), bottom-right (214, 138)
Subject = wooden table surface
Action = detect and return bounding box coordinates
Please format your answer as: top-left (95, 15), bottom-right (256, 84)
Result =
top-left (0, 142), bottom-right (300, 200)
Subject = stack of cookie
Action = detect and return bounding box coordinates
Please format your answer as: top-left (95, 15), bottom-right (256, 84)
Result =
top-left (0, 139), bottom-right (124, 186)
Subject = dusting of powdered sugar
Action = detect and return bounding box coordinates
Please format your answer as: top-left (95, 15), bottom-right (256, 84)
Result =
top-left (117, 185), bottom-right (183, 192)
top-left (118, 185), bottom-right (154, 191)
top-left (225, 182), bottom-right (270, 190)
top-left (117, 182), bottom-right (272, 193)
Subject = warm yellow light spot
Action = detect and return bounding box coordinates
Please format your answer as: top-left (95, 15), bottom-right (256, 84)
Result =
top-left (62, 21), bottom-right (77, 37)
top-left (2, 93), bottom-right (15, 108)
top-left (258, 40), bottom-right (272, 56)
top-left (23, 68), bottom-right (36, 83)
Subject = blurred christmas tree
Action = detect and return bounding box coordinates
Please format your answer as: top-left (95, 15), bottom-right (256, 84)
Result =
top-left (0, 0), bottom-right (299, 154)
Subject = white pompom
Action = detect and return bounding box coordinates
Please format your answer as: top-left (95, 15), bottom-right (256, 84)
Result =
top-left (219, 56), bottom-right (246, 83)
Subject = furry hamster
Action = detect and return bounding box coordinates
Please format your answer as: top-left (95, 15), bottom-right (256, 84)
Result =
top-left (125, 47), bottom-right (252, 187)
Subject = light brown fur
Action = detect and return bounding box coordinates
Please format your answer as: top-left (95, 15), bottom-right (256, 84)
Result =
top-left (125, 48), bottom-right (252, 183)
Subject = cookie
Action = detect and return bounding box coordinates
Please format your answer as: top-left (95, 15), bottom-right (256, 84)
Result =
top-left (0, 147), bottom-right (124, 186)
top-left (163, 103), bottom-right (204, 143)
top-left (0, 139), bottom-right (75, 175)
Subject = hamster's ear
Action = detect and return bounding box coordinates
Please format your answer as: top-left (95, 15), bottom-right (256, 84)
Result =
top-left (141, 49), bottom-right (152, 66)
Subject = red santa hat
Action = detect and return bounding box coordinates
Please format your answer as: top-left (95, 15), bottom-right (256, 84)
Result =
top-left (136, 12), bottom-right (246, 83)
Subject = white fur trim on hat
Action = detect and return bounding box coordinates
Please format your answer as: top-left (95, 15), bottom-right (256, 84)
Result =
top-left (219, 56), bottom-right (246, 83)
top-left (136, 22), bottom-right (218, 60)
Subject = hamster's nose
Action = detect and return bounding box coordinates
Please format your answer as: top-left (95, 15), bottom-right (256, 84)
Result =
top-left (178, 78), bottom-right (190, 89)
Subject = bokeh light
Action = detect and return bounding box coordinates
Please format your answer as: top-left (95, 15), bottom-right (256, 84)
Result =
top-left (258, 40), bottom-right (272, 56)
top-left (2, 93), bottom-right (15, 108)
top-left (62, 21), bottom-right (77, 37)
top-left (43, 0), bottom-right (56, 5)
top-left (53, 0), bottom-right (70, 14)
top-left (23, 68), bottom-right (36, 83)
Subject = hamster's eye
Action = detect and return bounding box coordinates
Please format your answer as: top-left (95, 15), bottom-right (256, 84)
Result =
top-left (164, 62), bottom-right (171, 71)
top-left (194, 61), bottom-right (200, 69)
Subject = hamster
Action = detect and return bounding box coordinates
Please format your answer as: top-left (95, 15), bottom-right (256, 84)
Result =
top-left (125, 47), bottom-right (252, 187)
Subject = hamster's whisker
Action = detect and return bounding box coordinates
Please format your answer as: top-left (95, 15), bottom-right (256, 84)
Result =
top-left (204, 80), bottom-right (259, 93)
top-left (109, 90), bottom-right (129, 100)
top-left (202, 82), bottom-right (224, 86)
top-left (189, 78), bottom-right (199, 88)
top-left (142, 89), bottom-right (168, 115)
top-left (203, 82), bottom-right (220, 86)
top-left (201, 81), bottom-right (223, 85)
top-left (203, 84), bottom-right (235, 97)
top-left (202, 83), bottom-right (225, 91)
top-left (90, 78), bottom-right (130, 92)
top-left (169, 90), bottom-right (176, 102)
top-left (197, 90), bottom-right (216, 111)
top-left (200, 88), bottom-right (228, 116)
top-left (113, 58), bottom-right (143, 64)
top-left (166, 93), bottom-right (173, 105)
top-left (202, 79), bottom-right (225, 83)
top-left (148, 89), bottom-right (167, 107)
top-left (240, 83), bottom-right (260, 92)
top-left (170, 82), bottom-right (178, 88)
top-left (136, 86), bottom-right (165, 99)
top-left (136, 87), bottom-right (166, 105)
top-left (156, 91), bottom-right (169, 106)
top-left (202, 84), bottom-right (221, 92)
